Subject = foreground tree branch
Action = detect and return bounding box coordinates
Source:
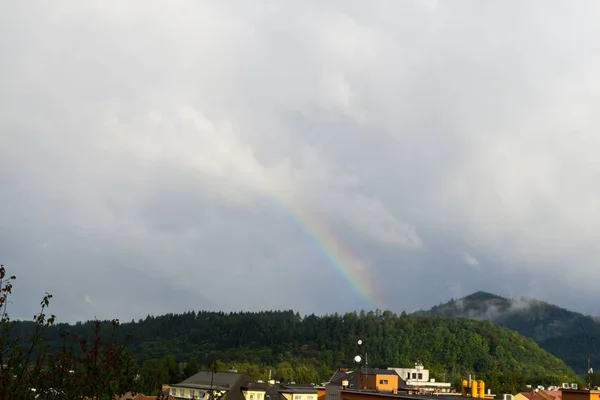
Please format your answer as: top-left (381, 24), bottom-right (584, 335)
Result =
top-left (0, 264), bottom-right (137, 400)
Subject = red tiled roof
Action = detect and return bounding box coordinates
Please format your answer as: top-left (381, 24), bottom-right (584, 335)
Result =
top-left (518, 390), bottom-right (562, 400)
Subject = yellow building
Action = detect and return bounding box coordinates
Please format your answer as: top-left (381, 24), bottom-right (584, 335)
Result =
top-left (241, 381), bottom-right (318, 400)
top-left (242, 382), bottom-right (268, 400)
top-left (278, 384), bottom-right (319, 400)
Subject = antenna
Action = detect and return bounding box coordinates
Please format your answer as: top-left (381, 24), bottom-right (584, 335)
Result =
top-left (365, 352), bottom-right (368, 368)
top-left (356, 339), bottom-right (364, 389)
top-left (588, 354), bottom-right (592, 389)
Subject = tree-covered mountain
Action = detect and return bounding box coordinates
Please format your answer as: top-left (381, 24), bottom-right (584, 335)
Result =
top-left (16, 309), bottom-right (578, 394)
top-left (414, 291), bottom-right (600, 374)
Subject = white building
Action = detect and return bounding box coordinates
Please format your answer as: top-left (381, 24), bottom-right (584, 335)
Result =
top-left (388, 362), bottom-right (452, 393)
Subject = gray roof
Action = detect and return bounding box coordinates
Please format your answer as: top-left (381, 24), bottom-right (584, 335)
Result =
top-left (361, 368), bottom-right (399, 376)
top-left (241, 382), bottom-right (269, 391)
top-left (172, 371), bottom-right (252, 400)
top-left (329, 369), bottom-right (354, 384)
top-left (277, 384), bottom-right (317, 394)
top-left (176, 371), bottom-right (250, 389)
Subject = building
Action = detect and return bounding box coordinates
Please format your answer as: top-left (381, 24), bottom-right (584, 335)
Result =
top-left (362, 370), bottom-right (400, 392)
top-left (560, 389), bottom-right (600, 400)
top-left (389, 363), bottom-right (430, 383)
top-left (277, 383), bottom-right (319, 400)
top-left (116, 395), bottom-right (177, 400)
top-left (387, 363), bottom-right (452, 393)
top-left (514, 390), bottom-right (562, 400)
top-left (339, 389), bottom-right (459, 400)
top-left (328, 368), bottom-right (400, 391)
top-left (326, 368), bottom-right (402, 400)
top-left (241, 381), bottom-right (318, 400)
top-left (165, 371), bottom-right (251, 400)
top-left (317, 386), bottom-right (326, 400)
top-left (242, 381), bottom-right (270, 400)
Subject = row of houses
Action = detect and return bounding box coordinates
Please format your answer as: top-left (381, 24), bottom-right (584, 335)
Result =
top-left (160, 371), bottom-right (320, 400)
top-left (127, 362), bottom-right (599, 400)
top-left (157, 362), bottom-right (457, 400)
top-left (513, 388), bottom-right (600, 400)
top-left (328, 363), bottom-right (454, 394)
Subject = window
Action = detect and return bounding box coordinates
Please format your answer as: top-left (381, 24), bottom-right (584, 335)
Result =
top-left (412, 373), bottom-right (417, 379)
top-left (295, 396), bottom-right (302, 400)
top-left (250, 395), bottom-right (255, 400)
top-left (191, 390), bottom-right (196, 398)
top-left (379, 379), bottom-right (388, 385)
top-left (171, 388), bottom-right (176, 395)
top-left (308, 396), bottom-right (315, 400)
top-left (180, 388), bottom-right (185, 397)
top-left (417, 373), bottom-right (423, 380)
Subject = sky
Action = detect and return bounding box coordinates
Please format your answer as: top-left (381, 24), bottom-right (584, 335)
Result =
top-left (2, 0), bottom-right (600, 323)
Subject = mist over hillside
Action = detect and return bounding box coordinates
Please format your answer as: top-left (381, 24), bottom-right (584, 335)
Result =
top-left (414, 291), bottom-right (600, 374)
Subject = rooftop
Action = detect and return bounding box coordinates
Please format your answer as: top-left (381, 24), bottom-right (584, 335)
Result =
top-left (172, 370), bottom-right (250, 390)
top-left (341, 389), bottom-right (459, 400)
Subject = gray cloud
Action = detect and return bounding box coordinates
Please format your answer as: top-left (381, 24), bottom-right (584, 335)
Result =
top-left (2, 0), bottom-right (600, 322)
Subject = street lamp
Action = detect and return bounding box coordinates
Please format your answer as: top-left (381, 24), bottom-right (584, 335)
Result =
top-left (355, 339), bottom-right (364, 390)
top-left (354, 355), bottom-right (362, 389)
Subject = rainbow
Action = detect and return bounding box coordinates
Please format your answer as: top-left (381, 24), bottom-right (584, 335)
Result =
top-left (276, 195), bottom-right (381, 311)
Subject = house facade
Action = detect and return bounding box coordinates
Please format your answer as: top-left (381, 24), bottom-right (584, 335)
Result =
top-left (165, 371), bottom-right (250, 400)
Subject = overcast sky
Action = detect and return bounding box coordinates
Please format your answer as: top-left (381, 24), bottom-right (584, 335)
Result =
top-left (2, 1), bottom-right (600, 323)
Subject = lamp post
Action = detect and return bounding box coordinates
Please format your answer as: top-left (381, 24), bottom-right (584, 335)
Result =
top-left (355, 339), bottom-right (364, 389)
top-left (354, 355), bottom-right (362, 390)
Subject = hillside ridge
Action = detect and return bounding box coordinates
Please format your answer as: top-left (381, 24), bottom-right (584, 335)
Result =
top-left (415, 291), bottom-right (600, 374)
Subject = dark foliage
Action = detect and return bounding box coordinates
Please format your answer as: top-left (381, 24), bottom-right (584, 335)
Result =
top-left (16, 308), bottom-right (580, 395)
top-left (0, 265), bottom-right (136, 400)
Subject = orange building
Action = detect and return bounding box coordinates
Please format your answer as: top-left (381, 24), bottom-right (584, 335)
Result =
top-left (362, 370), bottom-right (399, 392)
top-left (318, 386), bottom-right (327, 400)
top-left (328, 368), bottom-right (400, 392)
top-left (340, 390), bottom-right (396, 400)
top-left (561, 389), bottom-right (600, 400)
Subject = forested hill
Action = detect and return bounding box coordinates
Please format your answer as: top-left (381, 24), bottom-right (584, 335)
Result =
top-left (414, 291), bottom-right (600, 341)
top-left (414, 291), bottom-right (600, 374)
top-left (17, 309), bottom-right (577, 393)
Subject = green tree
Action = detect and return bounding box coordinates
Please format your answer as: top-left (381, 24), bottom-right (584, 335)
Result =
top-left (184, 359), bottom-right (200, 378)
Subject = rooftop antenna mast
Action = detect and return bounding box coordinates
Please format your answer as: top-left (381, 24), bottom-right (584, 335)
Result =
top-left (588, 353), bottom-right (593, 389)
top-left (356, 339), bottom-right (364, 389)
